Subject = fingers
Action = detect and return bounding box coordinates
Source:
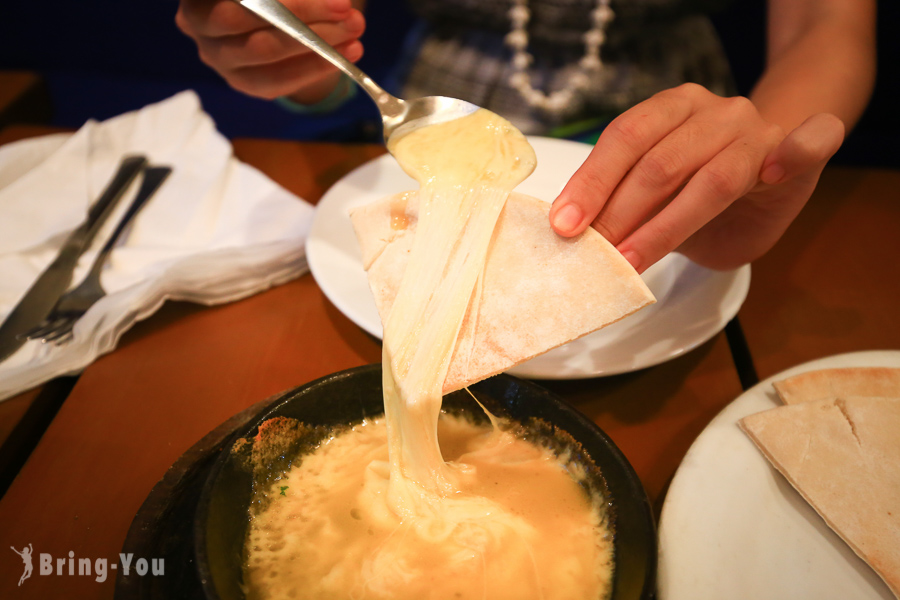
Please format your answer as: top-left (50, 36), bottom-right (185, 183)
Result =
top-left (177, 0), bottom-right (355, 38)
top-left (549, 85), bottom-right (697, 237)
top-left (616, 134), bottom-right (775, 272)
top-left (198, 16), bottom-right (364, 70)
top-left (176, 0), bottom-right (365, 99)
top-left (177, 0), bottom-right (263, 38)
top-left (223, 39), bottom-right (363, 99)
top-left (548, 83), bottom-right (835, 275)
top-left (760, 113), bottom-right (844, 185)
top-left (589, 96), bottom-right (764, 246)
top-left (617, 114), bottom-right (843, 272)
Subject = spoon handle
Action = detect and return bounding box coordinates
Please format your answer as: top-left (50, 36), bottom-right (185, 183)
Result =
top-left (233, 0), bottom-right (406, 118)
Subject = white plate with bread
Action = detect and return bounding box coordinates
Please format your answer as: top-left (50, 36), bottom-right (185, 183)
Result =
top-left (307, 137), bottom-right (750, 379)
top-left (658, 350), bottom-right (900, 600)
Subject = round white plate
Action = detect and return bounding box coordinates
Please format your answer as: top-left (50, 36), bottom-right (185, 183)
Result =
top-left (306, 137), bottom-right (751, 379)
top-left (658, 350), bottom-right (900, 600)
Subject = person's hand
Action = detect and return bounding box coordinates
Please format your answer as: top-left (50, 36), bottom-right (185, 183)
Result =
top-left (176, 0), bottom-right (365, 104)
top-left (549, 83), bottom-right (845, 273)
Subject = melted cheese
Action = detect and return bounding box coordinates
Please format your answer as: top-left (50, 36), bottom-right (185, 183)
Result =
top-left (381, 109), bottom-right (536, 499)
top-left (244, 110), bottom-right (612, 599)
top-left (245, 416), bottom-right (612, 600)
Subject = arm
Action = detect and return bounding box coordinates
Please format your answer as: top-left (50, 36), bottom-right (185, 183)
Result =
top-left (753, 0), bottom-right (876, 132)
top-left (549, 0), bottom-right (876, 273)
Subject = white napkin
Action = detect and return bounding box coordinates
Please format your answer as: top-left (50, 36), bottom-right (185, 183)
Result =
top-left (0, 91), bottom-right (314, 400)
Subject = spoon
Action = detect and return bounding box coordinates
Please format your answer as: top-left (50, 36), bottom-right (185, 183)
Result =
top-left (231, 0), bottom-right (479, 143)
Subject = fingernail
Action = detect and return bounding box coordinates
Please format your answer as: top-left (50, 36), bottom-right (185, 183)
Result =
top-left (345, 40), bottom-right (364, 61)
top-left (552, 204), bottom-right (583, 234)
top-left (761, 163), bottom-right (785, 184)
top-left (621, 249), bottom-right (642, 273)
top-left (342, 9), bottom-right (365, 30)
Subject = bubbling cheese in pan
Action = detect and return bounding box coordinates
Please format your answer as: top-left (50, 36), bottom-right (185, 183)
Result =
top-left (245, 415), bottom-right (613, 600)
top-left (244, 110), bottom-right (614, 600)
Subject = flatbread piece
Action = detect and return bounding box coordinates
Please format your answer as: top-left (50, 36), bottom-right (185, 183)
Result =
top-left (774, 367), bottom-right (900, 404)
top-left (351, 191), bottom-right (655, 393)
top-left (740, 396), bottom-right (900, 597)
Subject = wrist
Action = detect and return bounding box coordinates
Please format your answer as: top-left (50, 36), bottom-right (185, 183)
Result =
top-left (276, 74), bottom-right (357, 115)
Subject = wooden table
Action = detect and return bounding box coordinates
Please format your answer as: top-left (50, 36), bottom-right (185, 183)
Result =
top-left (0, 77), bottom-right (55, 480)
top-left (0, 126), bottom-right (897, 598)
top-left (0, 71), bottom-right (52, 131)
top-left (739, 166), bottom-right (900, 377)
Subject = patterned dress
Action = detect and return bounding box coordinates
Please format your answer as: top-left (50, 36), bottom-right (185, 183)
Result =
top-left (398, 0), bottom-right (736, 137)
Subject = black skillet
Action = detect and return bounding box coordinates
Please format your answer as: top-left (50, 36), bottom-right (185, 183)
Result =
top-left (194, 364), bottom-right (656, 600)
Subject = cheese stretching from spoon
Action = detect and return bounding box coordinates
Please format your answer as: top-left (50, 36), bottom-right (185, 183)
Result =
top-left (381, 109), bottom-right (537, 498)
top-left (244, 111), bottom-right (613, 599)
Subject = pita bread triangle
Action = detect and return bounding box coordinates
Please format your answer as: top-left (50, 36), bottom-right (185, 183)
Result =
top-left (740, 396), bottom-right (900, 597)
top-left (351, 191), bottom-right (655, 393)
top-left (774, 367), bottom-right (900, 404)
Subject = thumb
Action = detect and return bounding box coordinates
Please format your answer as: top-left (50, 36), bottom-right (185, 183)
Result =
top-left (549, 160), bottom-right (616, 238)
top-left (549, 195), bottom-right (589, 238)
top-left (759, 113), bottom-right (845, 186)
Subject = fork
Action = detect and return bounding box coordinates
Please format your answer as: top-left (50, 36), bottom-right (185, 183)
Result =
top-left (24, 166), bottom-right (172, 344)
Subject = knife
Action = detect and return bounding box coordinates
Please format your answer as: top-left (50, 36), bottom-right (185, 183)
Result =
top-left (0, 155), bottom-right (149, 362)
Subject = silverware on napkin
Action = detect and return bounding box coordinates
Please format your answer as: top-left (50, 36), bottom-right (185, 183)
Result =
top-left (0, 155), bottom-right (148, 362)
top-left (23, 166), bottom-right (172, 345)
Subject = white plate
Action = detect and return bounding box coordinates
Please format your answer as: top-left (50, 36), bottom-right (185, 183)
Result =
top-left (658, 350), bottom-right (900, 600)
top-left (306, 137), bottom-right (751, 378)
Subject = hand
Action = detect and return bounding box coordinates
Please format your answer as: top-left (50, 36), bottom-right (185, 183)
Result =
top-left (549, 83), bottom-right (844, 273)
top-left (176, 0), bottom-right (365, 103)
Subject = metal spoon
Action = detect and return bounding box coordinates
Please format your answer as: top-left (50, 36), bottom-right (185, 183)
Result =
top-left (231, 0), bottom-right (479, 143)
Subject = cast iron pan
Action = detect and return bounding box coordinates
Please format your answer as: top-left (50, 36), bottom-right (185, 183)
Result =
top-left (195, 365), bottom-right (657, 599)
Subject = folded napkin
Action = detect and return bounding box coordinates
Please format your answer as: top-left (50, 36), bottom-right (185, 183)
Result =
top-left (0, 91), bottom-right (314, 400)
